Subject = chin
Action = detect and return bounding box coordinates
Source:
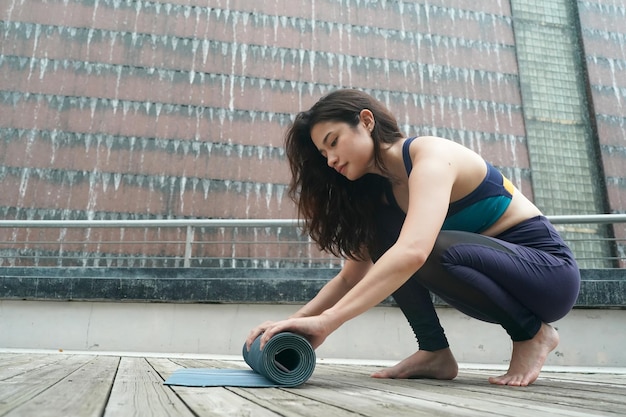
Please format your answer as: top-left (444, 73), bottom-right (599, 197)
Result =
top-left (345, 172), bottom-right (364, 181)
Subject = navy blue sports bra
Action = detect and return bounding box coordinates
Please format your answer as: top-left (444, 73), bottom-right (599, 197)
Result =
top-left (398, 137), bottom-right (515, 233)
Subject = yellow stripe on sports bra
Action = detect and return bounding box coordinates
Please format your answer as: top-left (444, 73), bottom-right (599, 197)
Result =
top-left (503, 176), bottom-right (515, 196)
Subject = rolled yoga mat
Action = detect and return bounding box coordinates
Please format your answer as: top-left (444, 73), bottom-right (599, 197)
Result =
top-left (164, 332), bottom-right (316, 388)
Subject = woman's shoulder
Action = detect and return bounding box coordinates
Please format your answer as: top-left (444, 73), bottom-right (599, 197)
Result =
top-left (411, 135), bottom-right (472, 148)
top-left (409, 136), bottom-right (484, 163)
top-left (406, 137), bottom-right (488, 194)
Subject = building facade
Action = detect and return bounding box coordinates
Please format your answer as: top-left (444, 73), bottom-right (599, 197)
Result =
top-left (0, 0), bottom-right (625, 267)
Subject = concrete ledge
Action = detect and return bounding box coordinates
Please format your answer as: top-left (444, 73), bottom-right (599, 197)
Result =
top-left (0, 267), bottom-right (625, 308)
top-left (1, 299), bottom-right (625, 366)
top-left (1, 268), bottom-right (625, 366)
top-left (0, 267), bottom-right (336, 304)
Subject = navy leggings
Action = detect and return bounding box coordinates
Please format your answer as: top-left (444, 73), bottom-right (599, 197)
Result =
top-left (373, 214), bottom-right (581, 350)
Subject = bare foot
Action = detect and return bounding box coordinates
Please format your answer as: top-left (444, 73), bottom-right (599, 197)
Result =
top-left (489, 323), bottom-right (559, 387)
top-left (371, 348), bottom-right (458, 380)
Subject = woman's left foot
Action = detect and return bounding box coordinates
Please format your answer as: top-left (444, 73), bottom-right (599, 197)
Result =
top-left (489, 323), bottom-right (559, 386)
top-left (371, 347), bottom-right (458, 380)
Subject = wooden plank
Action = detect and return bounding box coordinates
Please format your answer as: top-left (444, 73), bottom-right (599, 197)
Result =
top-left (301, 368), bottom-right (518, 417)
top-left (284, 379), bottom-right (493, 417)
top-left (149, 357), bottom-right (283, 417)
top-left (447, 369), bottom-right (626, 412)
top-left (0, 354), bottom-right (97, 416)
top-left (169, 359), bottom-right (488, 417)
top-left (332, 363), bottom-right (626, 392)
top-left (332, 364), bottom-right (625, 406)
top-left (0, 354), bottom-right (49, 369)
top-left (1, 355), bottom-right (118, 417)
top-left (461, 368), bottom-right (626, 386)
top-left (102, 357), bottom-right (194, 417)
top-left (456, 376), bottom-right (626, 415)
top-left (163, 360), bottom-right (552, 416)
top-left (1, 353), bottom-right (623, 417)
top-left (540, 372), bottom-right (626, 386)
top-left (0, 354), bottom-right (70, 380)
top-left (166, 358), bottom-right (405, 417)
top-left (308, 364), bottom-right (608, 417)
top-left (420, 376), bottom-right (625, 416)
top-left (169, 358), bottom-right (349, 417)
top-left (228, 385), bottom-right (383, 417)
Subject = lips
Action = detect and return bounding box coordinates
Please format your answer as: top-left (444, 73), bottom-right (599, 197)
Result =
top-left (336, 164), bottom-right (346, 175)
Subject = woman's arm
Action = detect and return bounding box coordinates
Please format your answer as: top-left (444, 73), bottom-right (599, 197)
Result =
top-left (258, 138), bottom-right (460, 348)
top-left (289, 259), bottom-right (373, 318)
top-left (319, 152), bottom-right (455, 331)
top-left (245, 258), bottom-right (371, 349)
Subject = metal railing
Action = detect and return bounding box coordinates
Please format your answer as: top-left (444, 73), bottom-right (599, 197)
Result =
top-left (0, 218), bottom-right (331, 268)
top-left (548, 214), bottom-right (626, 268)
top-left (0, 214), bottom-right (625, 269)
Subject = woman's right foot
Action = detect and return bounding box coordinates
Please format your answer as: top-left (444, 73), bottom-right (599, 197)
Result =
top-left (371, 347), bottom-right (458, 380)
top-left (488, 323), bottom-right (559, 386)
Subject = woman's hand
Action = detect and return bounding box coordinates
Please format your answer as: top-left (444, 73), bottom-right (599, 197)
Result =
top-left (260, 315), bottom-right (334, 350)
top-left (245, 320), bottom-right (276, 351)
top-left (247, 315), bottom-right (335, 351)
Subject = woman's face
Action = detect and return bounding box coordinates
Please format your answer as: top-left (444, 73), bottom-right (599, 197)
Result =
top-left (310, 114), bottom-right (376, 181)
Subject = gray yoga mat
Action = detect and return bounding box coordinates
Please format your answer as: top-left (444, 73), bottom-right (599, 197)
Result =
top-left (164, 332), bottom-right (316, 388)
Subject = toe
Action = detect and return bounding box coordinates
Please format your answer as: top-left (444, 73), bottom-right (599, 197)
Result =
top-left (371, 370), bottom-right (392, 379)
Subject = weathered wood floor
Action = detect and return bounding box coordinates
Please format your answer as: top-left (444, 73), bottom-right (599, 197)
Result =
top-left (0, 352), bottom-right (625, 417)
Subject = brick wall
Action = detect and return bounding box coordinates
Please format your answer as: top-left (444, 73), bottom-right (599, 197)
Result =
top-left (0, 0), bottom-right (526, 220)
top-left (579, 0), bottom-right (626, 262)
top-left (0, 0), bottom-right (624, 265)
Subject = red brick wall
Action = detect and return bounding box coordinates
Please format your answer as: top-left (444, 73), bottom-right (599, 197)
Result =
top-left (579, 0), bottom-right (626, 211)
top-left (0, 0), bottom-right (526, 223)
top-left (1, 0), bottom-right (623, 264)
top-left (579, 0), bottom-right (626, 263)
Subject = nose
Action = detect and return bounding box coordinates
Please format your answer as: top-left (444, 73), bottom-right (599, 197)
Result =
top-left (327, 151), bottom-right (338, 168)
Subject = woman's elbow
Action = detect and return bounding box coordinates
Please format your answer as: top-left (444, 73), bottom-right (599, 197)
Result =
top-left (392, 244), bottom-right (430, 273)
top-left (338, 260), bottom-right (372, 288)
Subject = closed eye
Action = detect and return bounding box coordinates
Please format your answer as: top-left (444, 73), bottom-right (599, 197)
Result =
top-left (318, 130), bottom-right (337, 157)
top-left (319, 138), bottom-right (337, 158)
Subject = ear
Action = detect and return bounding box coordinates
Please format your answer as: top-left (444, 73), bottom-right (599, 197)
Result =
top-left (359, 109), bottom-right (375, 132)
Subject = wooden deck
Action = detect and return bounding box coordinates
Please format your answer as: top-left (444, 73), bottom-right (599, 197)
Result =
top-left (1, 352), bottom-right (625, 417)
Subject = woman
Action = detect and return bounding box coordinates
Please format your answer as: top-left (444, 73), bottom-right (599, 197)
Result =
top-left (246, 89), bottom-right (580, 386)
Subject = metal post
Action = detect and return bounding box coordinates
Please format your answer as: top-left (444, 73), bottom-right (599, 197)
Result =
top-left (184, 225), bottom-right (194, 268)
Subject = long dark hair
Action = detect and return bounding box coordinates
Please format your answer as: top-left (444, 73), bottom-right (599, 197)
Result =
top-left (285, 89), bottom-right (404, 260)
